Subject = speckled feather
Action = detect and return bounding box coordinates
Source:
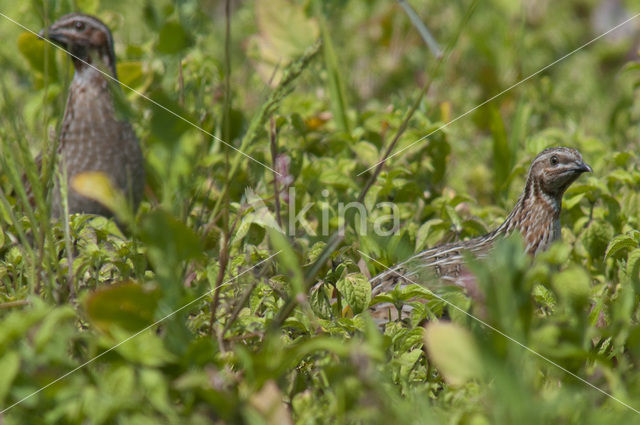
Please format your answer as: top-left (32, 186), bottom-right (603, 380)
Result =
top-left (369, 147), bottom-right (591, 320)
top-left (43, 13), bottom-right (144, 217)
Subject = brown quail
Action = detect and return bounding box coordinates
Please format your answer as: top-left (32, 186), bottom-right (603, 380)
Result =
top-left (369, 147), bottom-right (592, 320)
top-left (39, 13), bottom-right (144, 217)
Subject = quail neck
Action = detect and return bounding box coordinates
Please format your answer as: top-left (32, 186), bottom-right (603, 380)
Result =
top-left (487, 147), bottom-right (592, 255)
top-left (41, 13), bottom-right (144, 217)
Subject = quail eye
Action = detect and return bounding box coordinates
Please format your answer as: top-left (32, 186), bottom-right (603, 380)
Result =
top-left (550, 155), bottom-right (559, 165)
top-left (74, 21), bottom-right (85, 31)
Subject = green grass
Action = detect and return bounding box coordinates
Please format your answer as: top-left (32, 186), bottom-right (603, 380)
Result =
top-left (0, 0), bottom-right (640, 424)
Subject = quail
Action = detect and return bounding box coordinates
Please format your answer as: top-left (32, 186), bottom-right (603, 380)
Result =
top-left (370, 147), bottom-right (592, 319)
top-left (39, 13), bottom-right (144, 217)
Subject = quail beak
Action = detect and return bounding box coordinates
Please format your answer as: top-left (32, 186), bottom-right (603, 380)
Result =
top-left (573, 161), bottom-right (593, 174)
top-left (38, 27), bottom-right (69, 48)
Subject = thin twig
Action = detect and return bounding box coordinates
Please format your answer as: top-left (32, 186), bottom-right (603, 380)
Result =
top-left (222, 279), bottom-right (259, 336)
top-left (206, 200), bottom-right (250, 335)
top-left (208, 0), bottom-right (233, 336)
top-left (178, 58), bottom-right (185, 107)
top-left (208, 231), bottom-right (230, 334)
top-left (221, 252), bottom-right (274, 339)
top-left (0, 299), bottom-right (30, 309)
top-left (208, 186), bottom-right (271, 332)
top-left (59, 166), bottom-right (75, 300)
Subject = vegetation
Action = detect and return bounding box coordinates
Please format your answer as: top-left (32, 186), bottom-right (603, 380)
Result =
top-left (0, 0), bottom-right (640, 423)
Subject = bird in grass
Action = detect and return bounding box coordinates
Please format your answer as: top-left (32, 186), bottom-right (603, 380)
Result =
top-left (39, 13), bottom-right (144, 217)
top-left (369, 147), bottom-right (592, 320)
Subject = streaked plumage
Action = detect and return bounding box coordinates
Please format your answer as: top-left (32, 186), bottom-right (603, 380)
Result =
top-left (370, 147), bottom-right (592, 319)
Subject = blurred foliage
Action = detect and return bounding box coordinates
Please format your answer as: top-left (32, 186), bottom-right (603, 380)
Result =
top-left (0, 0), bottom-right (639, 424)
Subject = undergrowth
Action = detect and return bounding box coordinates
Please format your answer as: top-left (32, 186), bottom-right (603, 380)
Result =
top-left (0, 0), bottom-right (639, 424)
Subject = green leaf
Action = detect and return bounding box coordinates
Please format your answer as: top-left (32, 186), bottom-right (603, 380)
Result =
top-left (628, 249), bottom-right (640, 283)
top-left (394, 348), bottom-right (422, 381)
top-left (76, 0), bottom-right (100, 14)
top-left (423, 322), bottom-right (482, 386)
top-left (0, 301), bottom-right (51, 348)
top-left (490, 106), bottom-right (511, 196)
top-left (248, 0), bottom-right (319, 83)
top-left (336, 272), bottom-right (371, 315)
top-left (425, 134), bottom-right (451, 185)
top-left (33, 306), bottom-right (75, 350)
top-left (397, 328), bottom-right (425, 352)
top-left (305, 241), bottom-right (327, 265)
top-left (310, 283), bottom-right (333, 319)
top-left (612, 279), bottom-right (635, 324)
top-left (509, 101), bottom-right (531, 154)
top-left (582, 220), bottom-right (614, 260)
top-left (85, 281), bottom-right (161, 333)
top-left (351, 141), bottom-right (379, 166)
top-left (0, 351), bottom-right (20, 404)
top-left (532, 284), bottom-right (556, 309)
top-left (444, 203), bottom-right (462, 232)
top-left (140, 210), bottom-right (204, 272)
top-left (268, 229), bottom-right (304, 294)
top-left (156, 21), bottom-right (192, 54)
top-left (531, 325), bottom-right (560, 350)
top-left (117, 61), bottom-right (151, 91)
top-left (415, 218), bottom-right (445, 251)
top-left (315, 0), bottom-right (350, 134)
top-left (552, 266), bottom-right (590, 307)
top-left (101, 364), bottom-right (136, 405)
top-left (106, 327), bottom-right (176, 367)
top-left (240, 188), bottom-right (282, 235)
top-left (148, 90), bottom-right (192, 146)
top-left (17, 32), bottom-right (57, 79)
top-left (607, 169), bottom-right (634, 185)
top-left (140, 369), bottom-right (171, 413)
top-left (605, 233), bottom-right (639, 260)
top-left (564, 192), bottom-right (585, 210)
top-left (257, 0), bottom-right (318, 56)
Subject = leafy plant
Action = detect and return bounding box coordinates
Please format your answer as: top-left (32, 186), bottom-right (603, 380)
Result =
top-left (0, 0), bottom-right (639, 424)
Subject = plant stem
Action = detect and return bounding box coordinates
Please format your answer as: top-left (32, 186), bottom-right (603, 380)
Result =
top-left (269, 117), bottom-right (283, 228)
top-left (209, 0), bottom-right (233, 335)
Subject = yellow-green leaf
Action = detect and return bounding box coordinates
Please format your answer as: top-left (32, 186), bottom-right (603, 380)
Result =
top-left (423, 322), bottom-right (482, 386)
top-left (71, 171), bottom-right (131, 223)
